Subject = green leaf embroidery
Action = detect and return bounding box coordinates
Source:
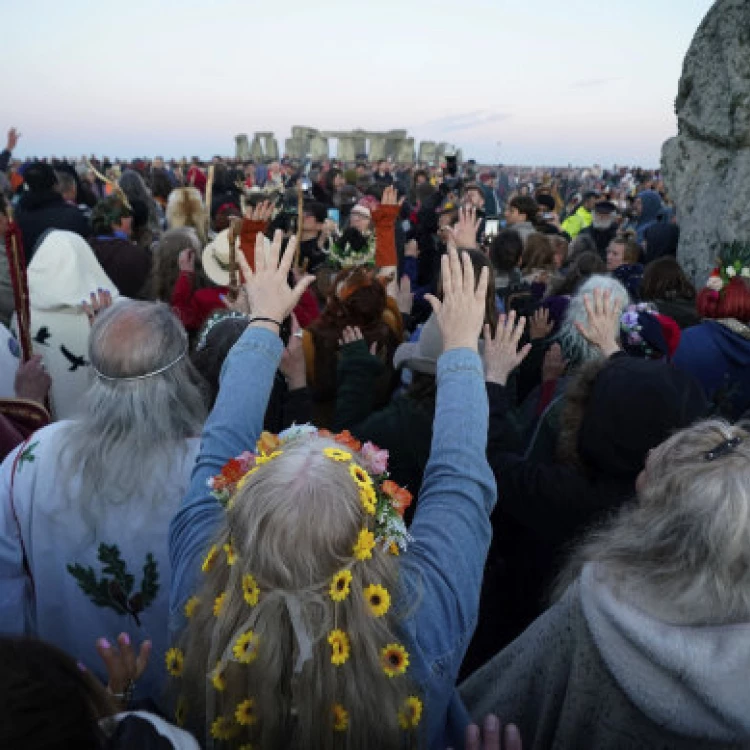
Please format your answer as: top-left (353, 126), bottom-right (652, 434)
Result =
top-left (67, 543), bottom-right (160, 626)
top-left (17, 441), bottom-right (39, 473)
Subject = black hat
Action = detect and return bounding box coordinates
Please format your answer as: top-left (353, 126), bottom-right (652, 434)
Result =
top-left (303, 201), bottom-right (327, 223)
top-left (536, 194), bottom-right (556, 211)
top-left (594, 200), bottom-right (617, 215)
top-left (23, 162), bottom-right (58, 192)
top-left (582, 190), bottom-right (600, 202)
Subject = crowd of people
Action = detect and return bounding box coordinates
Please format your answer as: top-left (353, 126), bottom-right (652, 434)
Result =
top-left (1, 122), bottom-right (750, 749)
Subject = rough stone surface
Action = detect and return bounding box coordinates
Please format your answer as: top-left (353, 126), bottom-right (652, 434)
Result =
top-left (661, 0), bottom-right (750, 283)
top-left (419, 141), bottom-right (437, 164)
top-left (235, 134), bottom-right (251, 160)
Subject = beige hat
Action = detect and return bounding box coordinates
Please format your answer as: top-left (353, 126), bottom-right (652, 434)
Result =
top-left (202, 228), bottom-right (271, 286)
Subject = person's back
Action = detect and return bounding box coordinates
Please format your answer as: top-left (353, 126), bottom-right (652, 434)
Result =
top-left (16, 163), bottom-right (90, 259)
top-left (0, 301), bottom-right (206, 704)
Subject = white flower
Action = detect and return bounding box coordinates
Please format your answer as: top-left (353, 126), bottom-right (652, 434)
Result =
top-left (726, 266), bottom-right (737, 278)
top-left (742, 268), bottom-right (750, 278)
top-left (706, 276), bottom-right (723, 291)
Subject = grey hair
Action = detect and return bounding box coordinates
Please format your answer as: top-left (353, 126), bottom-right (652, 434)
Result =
top-left (555, 274), bottom-right (629, 368)
top-left (555, 419), bottom-right (750, 625)
top-left (58, 301), bottom-right (207, 533)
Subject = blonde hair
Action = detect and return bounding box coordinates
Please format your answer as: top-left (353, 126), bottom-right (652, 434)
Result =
top-left (166, 187), bottom-right (208, 245)
top-left (556, 419), bottom-right (750, 625)
top-left (177, 437), bottom-right (416, 749)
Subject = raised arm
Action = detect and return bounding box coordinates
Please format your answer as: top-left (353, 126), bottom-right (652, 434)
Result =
top-left (169, 232), bottom-right (314, 616)
top-left (401, 249), bottom-right (497, 668)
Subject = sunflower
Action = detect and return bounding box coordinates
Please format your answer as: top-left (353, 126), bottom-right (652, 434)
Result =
top-left (389, 542), bottom-right (400, 556)
top-left (211, 662), bottom-right (226, 692)
top-left (175, 696), bottom-right (187, 727)
top-left (359, 485), bottom-right (377, 515)
top-left (235, 697), bottom-right (258, 726)
top-left (332, 703), bottom-right (349, 732)
top-left (242, 573), bottom-right (260, 607)
top-left (353, 528), bottom-right (376, 561)
top-left (256, 430), bottom-right (281, 455)
top-left (183, 596), bottom-right (200, 619)
top-left (233, 630), bottom-right (260, 664)
top-left (210, 715), bottom-right (239, 741)
top-left (224, 542), bottom-right (237, 566)
top-left (165, 647), bottom-right (184, 677)
top-left (327, 629), bottom-right (351, 666)
top-left (201, 544), bottom-right (219, 573)
top-left (213, 592), bottom-right (227, 617)
top-left (349, 463), bottom-right (373, 490)
top-left (381, 643), bottom-right (409, 678)
top-left (323, 447), bottom-right (352, 463)
top-left (364, 584), bottom-right (391, 617)
top-left (255, 450), bottom-right (283, 466)
top-left (398, 696), bottom-right (423, 729)
top-left (329, 569), bottom-right (353, 602)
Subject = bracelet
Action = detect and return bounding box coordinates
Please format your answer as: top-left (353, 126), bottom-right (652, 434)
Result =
top-left (248, 316), bottom-right (282, 328)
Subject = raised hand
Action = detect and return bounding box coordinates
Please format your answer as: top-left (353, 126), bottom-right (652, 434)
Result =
top-left (81, 289), bottom-right (113, 327)
top-left (425, 248), bottom-right (488, 353)
top-left (575, 287), bottom-right (622, 357)
top-left (245, 199), bottom-right (274, 223)
top-left (94, 632), bottom-right (151, 708)
top-left (381, 185), bottom-right (403, 206)
top-left (454, 205), bottom-right (481, 250)
top-left (395, 274), bottom-right (414, 315)
top-left (236, 230), bottom-right (315, 332)
top-left (339, 325), bottom-right (377, 355)
top-left (14, 355), bottom-right (51, 404)
top-left (462, 715), bottom-right (523, 750)
top-left (483, 312), bottom-right (532, 386)
top-left (6, 127), bottom-right (20, 152)
top-left (280, 314), bottom-right (306, 389)
top-left (529, 307), bottom-right (554, 340)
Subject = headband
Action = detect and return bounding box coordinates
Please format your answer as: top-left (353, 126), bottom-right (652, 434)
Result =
top-left (92, 349), bottom-right (187, 382)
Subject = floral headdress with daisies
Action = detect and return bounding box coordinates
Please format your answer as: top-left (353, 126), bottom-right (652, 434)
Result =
top-left (168, 426), bottom-right (423, 742)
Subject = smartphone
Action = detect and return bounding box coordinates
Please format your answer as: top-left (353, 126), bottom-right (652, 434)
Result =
top-left (327, 208), bottom-right (340, 228)
top-left (484, 219), bottom-right (500, 238)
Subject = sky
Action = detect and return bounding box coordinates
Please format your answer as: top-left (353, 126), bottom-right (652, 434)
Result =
top-left (4, 0), bottom-right (716, 167)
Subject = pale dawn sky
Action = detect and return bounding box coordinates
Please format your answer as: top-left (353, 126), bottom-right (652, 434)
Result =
top-left (4, 0), bottom-right (716, 166)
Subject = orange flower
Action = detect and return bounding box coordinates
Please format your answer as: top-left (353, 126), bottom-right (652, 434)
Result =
top-left (256, 431), bottom-right (280, 456)
top-left (334, 430), bottom-right (362, 452)
top-left (317, 429), bottom-right (333, 439)
top-left (382, 481), bottom-right (413, 517)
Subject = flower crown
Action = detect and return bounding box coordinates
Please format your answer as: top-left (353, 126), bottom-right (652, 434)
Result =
top-left (619, 302), bottom-right (659, 357)
top-left (168, 427), bottom-right (422, 738)
top-left (195, 311), bottom-right (248, 352)
top-left (207, 425), bottom-right (413, 553)
top-left (705, 241), bottom-right (750, 295)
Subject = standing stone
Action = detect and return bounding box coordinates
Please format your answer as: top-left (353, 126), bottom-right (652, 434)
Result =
top-left (396, 137), bottom-right (415, 164)
top-left (249, 135), bottom-right (265, 162)
top-left (257, 132), bottom-right (279, 161)
top-left (310, 135), bottom-right (329, 161)
top-left (235, 134), bottom-right (251, 161)
top-left (338, 136), bottom-right (358, 163)
top-left (661, 0), bottom-right (750, 284)
top-left (418, 141), bottom-right (437, 164)
top-left (369, 136), bottom-right (387, 162)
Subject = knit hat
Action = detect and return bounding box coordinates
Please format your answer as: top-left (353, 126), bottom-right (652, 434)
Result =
top-left (619, 304), bottom-right (681, 360)
top-left (578, 356), bottom-right (708, 479)
top-left (393, 314), bottom-right (442, 375)
top-left (23, 163), bottom-right (58, 192)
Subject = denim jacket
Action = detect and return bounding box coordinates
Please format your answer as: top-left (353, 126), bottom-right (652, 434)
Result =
top-left (169, 327), bottom-right (496, 749)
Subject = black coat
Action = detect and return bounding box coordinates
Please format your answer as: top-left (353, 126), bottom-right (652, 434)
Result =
top-left (579, 223), bottom-right (618, 260)
top-left (17, 190), bottom-right (90, 260)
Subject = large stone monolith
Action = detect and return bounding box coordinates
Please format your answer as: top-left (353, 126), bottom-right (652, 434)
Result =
top-left (661, 0), bottom-right (750, 284)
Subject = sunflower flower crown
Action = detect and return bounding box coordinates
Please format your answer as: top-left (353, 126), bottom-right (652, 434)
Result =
top-left (169, 427), bottom-right (422, 740)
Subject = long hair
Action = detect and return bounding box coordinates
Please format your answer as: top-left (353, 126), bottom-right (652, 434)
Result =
top-left (151, 227), bottom-right (205, 302)
top-left (119, 169), bottom-right (160, 231)
top-left (58, 302), bottom-right (207, 533)
top-left (548, 251), bottom-right (605, 298)
top-left (177, 437), bottom-right (416, 749)
top-left (555, 275), bottom-right (629, 368)
top-left (166, 187), bottom-right (209, 246)
top-left (640, 256), bottom-right (695, 302)
top-left (555, 419), bottom-right (750, 625)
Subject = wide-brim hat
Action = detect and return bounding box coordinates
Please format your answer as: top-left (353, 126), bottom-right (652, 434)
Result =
top-left (202, 228), bottom-right (270, 287)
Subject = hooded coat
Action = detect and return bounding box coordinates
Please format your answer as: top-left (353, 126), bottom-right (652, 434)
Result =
top-left (16, 190), bottom-right (90, 260)
top-left (672, 319), bottom-right (750, 419)
top-left (460, 563), bottom-right (750, 749)
top-left (14, 231), bottom-right (120, 419)
top-left (634, 190), bottom-right (663, 244)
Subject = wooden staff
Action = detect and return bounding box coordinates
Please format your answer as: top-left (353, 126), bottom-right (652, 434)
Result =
top-left (4, 205), bottom-right (33, 362)
top-left (227, 217), bottom-right (241, 302)
top-left (204, 164), bottom-right (215, 239)
top-left (85, 159), bottom-right (131, 209)
top-left (294, 182), bottom-right (304, 268)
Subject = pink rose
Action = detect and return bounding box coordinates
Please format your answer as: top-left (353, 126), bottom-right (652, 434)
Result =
top-left (360, 442), bottom-right (389, 475)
